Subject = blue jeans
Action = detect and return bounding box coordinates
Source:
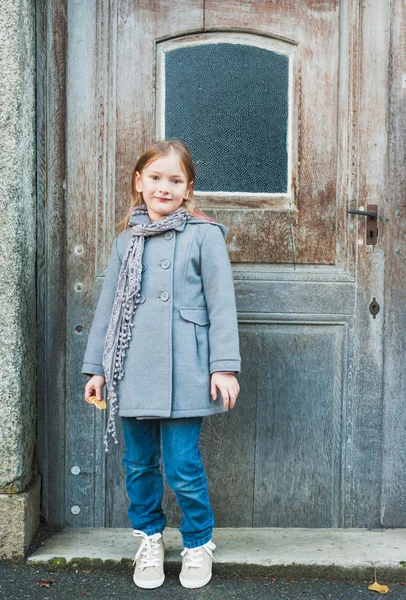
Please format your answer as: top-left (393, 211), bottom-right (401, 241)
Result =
top-left (121, 416), bottom-right (215, 549)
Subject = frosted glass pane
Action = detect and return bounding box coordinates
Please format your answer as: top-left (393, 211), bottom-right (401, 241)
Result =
top-left (165, 43), bottom-right (289, 193)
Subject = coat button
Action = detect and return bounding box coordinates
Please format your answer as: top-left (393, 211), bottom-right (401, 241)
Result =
top-left (161, 260), bottom-right (170, 269)
top-left (139, 295), bottom-right (146, 303)
top-left (142, 263), bottom-right (147, 272)
top-left (164, 231), bottom-right (173, 240)
top-left (160, 292), bottom-right (169, 301)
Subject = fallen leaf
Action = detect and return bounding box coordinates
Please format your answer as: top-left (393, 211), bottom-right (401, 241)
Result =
top-left (36, 578), bottom-right (54, 588)
top-left (368, 581), bottom-right (389, 594)
top-left (368, 561), bottom-right (389, 593)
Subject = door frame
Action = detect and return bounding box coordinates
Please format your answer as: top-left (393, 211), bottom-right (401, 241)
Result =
top-left (36, 0), bottom-right (68, 526)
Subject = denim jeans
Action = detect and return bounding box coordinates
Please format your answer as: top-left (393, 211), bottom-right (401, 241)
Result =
top-left (121, 416), bottom-right (215, 549)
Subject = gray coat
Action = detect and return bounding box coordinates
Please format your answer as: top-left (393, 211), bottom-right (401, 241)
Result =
top-left (81, 211), bottom-right (241, 419)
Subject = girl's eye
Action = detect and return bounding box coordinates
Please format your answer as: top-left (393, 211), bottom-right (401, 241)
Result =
top-left (150, 175), bottom-right (182, 184)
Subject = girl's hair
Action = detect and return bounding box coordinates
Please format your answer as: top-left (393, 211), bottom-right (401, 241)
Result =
top-left (113, 139), bottom-right (214, 244)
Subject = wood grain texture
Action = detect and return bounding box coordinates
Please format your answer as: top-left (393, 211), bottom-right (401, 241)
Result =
top-left (253, 323), bottom-right (345, 527)
top-left (348, 0), bottom-right (388, 527)
top-left (381, 0), bottom-right (406, 527)
top-left (65, 1), bottom-right (102, 527)
top-left (36, 0), bottom-right (68, 527)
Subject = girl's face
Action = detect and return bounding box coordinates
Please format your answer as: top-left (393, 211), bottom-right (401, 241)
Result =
top-left (135, 153), bottom-right (193, 222)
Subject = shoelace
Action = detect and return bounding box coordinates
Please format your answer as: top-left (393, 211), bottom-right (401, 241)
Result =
top-left (132, 530), bottom-right (162, 569)
top-left (180, 540), bottom-right (216, 569)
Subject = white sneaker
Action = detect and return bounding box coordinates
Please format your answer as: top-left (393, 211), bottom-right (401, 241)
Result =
top-left (179, 539), bottom-right (216, 589)
top-left (132, 529), bottom-right (165, 589)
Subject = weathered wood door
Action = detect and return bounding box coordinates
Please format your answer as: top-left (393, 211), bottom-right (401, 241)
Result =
top-left (39, 0), bottom-right (398, 528)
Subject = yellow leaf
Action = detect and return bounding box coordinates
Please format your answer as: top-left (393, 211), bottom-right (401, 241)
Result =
top-left (88, 395), bottom-right (107, 410)
top-left (368, 581), bottom-right (389, 594)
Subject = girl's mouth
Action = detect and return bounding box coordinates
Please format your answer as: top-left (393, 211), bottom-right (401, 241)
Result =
top-left (155, 197), bottom-right (172, 202)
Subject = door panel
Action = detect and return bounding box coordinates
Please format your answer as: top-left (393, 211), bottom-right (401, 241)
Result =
top-left (60, 0), bottom-right (389, 529)
top-left (253, 322), bottom-right (345, 527)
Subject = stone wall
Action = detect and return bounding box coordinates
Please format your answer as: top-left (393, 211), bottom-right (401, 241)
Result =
top-left (0, 0), bottom-right (40, 559)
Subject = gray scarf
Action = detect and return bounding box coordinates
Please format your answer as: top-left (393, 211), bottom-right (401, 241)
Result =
top-left (102, 202), bottom-right (191, 452)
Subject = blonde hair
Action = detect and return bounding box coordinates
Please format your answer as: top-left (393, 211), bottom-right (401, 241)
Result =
top-left (111, 139), bottom-right (213, 251)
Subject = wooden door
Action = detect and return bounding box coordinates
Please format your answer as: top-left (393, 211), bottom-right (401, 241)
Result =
top-left (39, 0), bottom-right (395, 528)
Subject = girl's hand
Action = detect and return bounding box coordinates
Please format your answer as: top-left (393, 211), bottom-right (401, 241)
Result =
top-left (85, 375), bottom-right (106, 404)
top-left (210, 372), bottom-right (240, 410)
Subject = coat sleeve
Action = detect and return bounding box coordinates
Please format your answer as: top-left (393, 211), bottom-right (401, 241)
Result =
top-left (200, 225), bottom-right (241, 375)
top-left (81, 234), bottom-right (122, 377)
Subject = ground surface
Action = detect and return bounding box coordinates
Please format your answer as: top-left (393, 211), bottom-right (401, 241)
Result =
top-left (1, 562), bottom-right (406, 600)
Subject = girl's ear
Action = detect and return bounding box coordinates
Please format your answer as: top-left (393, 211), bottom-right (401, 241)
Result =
top-left (185, 181), bottom-right (194, 198)
top-left (134, 170), bottom-right (143, 192)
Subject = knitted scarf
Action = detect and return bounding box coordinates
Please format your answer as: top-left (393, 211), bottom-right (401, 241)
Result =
top-left (102, 202), bottom-right (191, 452)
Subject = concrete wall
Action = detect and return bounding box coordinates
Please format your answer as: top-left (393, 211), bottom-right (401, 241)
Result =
top-left (0, 0), bottom-right (40, 559)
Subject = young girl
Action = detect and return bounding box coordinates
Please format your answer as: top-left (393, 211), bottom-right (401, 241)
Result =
top-left (82, 139), bottom-right (241, 590)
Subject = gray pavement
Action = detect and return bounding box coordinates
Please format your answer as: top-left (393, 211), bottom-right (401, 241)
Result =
top-left (1, 562), bottom-right (406, 599)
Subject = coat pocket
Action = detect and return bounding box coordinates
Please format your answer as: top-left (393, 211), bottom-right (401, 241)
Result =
top-left (179, 307), bottom-right (210, 367)
top-left (179, 307), bottom-right (210, 326)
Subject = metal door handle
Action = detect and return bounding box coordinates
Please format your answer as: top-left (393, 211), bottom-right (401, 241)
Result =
top-left (346, 204), bottom-right (378, 245)
top-left (346, 209), bottom-right (377, 217)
